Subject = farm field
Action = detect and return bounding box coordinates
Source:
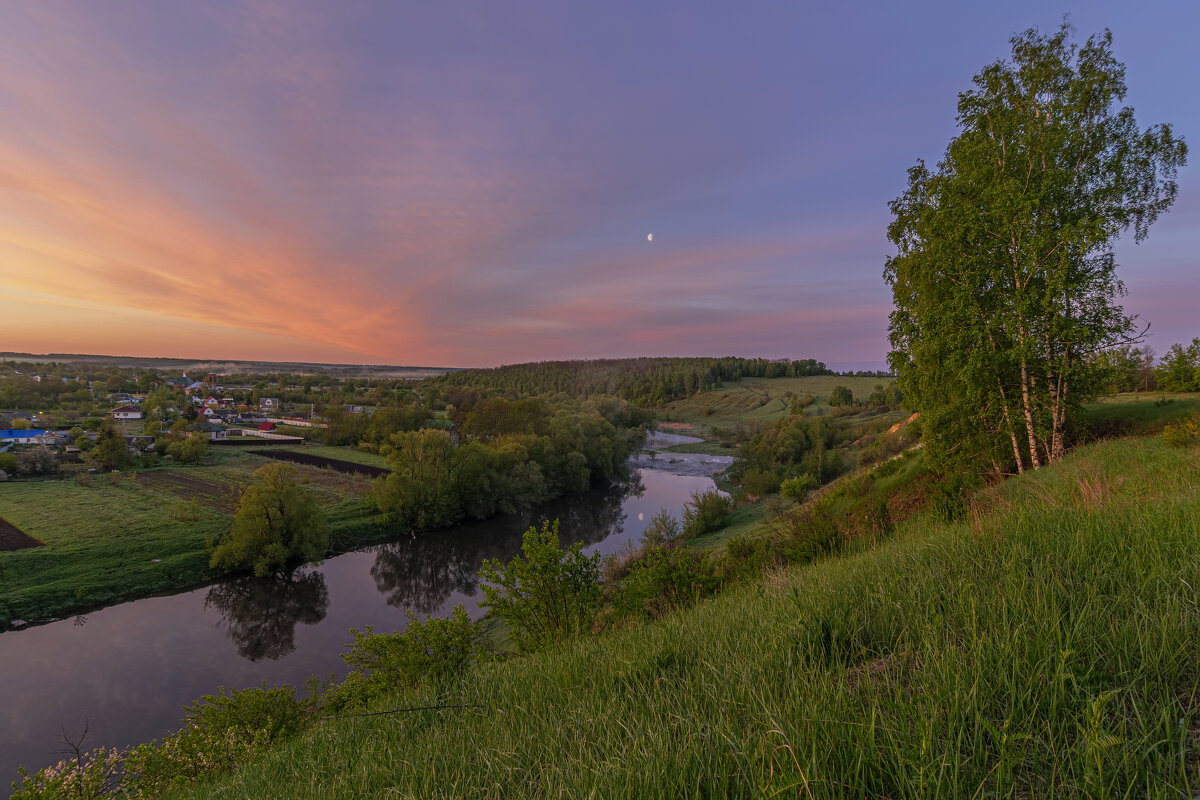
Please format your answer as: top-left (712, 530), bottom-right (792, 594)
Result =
top-left (251, 448), bottom-right (389, 477)
top-left (0, 443), bottom-right (391, 627)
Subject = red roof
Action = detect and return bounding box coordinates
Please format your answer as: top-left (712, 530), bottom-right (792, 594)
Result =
top-left (258, 422), bottom-right (276, 432)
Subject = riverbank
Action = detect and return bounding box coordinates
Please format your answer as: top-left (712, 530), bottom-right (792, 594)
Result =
top-left (0, 446), bottom-right (388, 629)
top-left (0, 433), bottom-right (650, 630)
top-left (143, 433), bottom-right (1200, 798)
top-left (0, 461), bottom-right (719, 787)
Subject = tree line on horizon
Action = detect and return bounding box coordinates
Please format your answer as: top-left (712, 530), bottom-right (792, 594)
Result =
top-left (431, 356), bottom-right (837, 407)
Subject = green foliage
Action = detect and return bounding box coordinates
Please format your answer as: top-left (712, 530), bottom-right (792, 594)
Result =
top-left (91, 422), bottom-right (130, 471)
top-left (1093, 344), bottom-right (1158, 393)
top-left (611, 545), bottom-right (722, 622)
top-left (11, 748), bottom-right (123, 800)
top-left (171, 498), bottom-right (203, 522)
top-left (372, 429), bottom-right (460, 529)
top-left (771, 504), bottom-right (844, 563)
top-left (639, 509), bottom-right (681, 547)
top-left (779, 473), bottom-right (817, 499)
top-left (478, 520), bottom-right (601, 653)
top-left (1154, 338), bottom-right (1200, 392)
top-left (330, 604), bottom-right (475, 711)
top-left (1161, 412), bottom-right (1200, 447)
top-left (828, 385), bottom-right (853, 407)
top-left (167, 433), bottom-right (208, 464)
top-left (885, 25), bottom-right (1186, 474)
top-left (433, 357), bottom-right (832, 407)
top-left (374, 410), bottom-right (630, 531)
top-left (790, 391), bottom-right (816, 413)
top-left (0, 451), bottom-right (17, 473)
top-left (123, 684), bottom-right (311, 795)
top-left (682, 489), bottom-right (732, 537)
top-left (738, 466), bottom-right (779, 498)
top-left (210, 462), bottom-right (330, 577)
top-left (928, 471), bottom-right (982, 522)
top-left (15, 445), bottom-right (58, 476)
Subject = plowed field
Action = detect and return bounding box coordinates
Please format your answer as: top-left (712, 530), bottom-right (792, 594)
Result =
top-left (0, 516), bottom-right (42, 550)
top-left (138, 471), bottom-right (240, 513)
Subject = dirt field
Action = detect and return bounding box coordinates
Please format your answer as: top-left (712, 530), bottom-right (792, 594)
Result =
top-left (0, 516), bottom-right (43, 551)
top-left (137, 471), bottom-right (241, 513)
top-left (251, 449), bottom-right (390, 478)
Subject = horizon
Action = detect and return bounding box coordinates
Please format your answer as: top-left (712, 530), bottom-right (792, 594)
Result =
top-left (1, 2), bottom-right (1196, 366)
top-left (0, 349), bottom-right (892, 375)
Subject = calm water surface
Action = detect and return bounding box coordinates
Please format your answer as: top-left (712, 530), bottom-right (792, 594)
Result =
top-left (0, 454), bottom-right (720, 787)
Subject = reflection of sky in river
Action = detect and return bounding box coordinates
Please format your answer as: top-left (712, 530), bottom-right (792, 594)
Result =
top-left (0, 462), bottom-right (718, 786)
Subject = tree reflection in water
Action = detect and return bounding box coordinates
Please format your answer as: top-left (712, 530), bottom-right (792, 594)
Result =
top-left (204, 570), bottom-right (330, 661)
top-left (370, 473), bottom-right (642, 614)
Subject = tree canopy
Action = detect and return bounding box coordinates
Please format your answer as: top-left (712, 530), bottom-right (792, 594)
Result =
top-left (210, 462), bottom-right (329, 578)
top-left (885, 24), bottom-right (1186, 473)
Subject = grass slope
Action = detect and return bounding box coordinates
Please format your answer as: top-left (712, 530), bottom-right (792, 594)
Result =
top-left (172, 435), bottom-right (1200, 798)
top-left (661, 376), bottom-right (893, 431)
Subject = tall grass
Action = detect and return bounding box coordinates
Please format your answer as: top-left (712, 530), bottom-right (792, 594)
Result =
top-left (170, 437), bottom-right (1200, 798)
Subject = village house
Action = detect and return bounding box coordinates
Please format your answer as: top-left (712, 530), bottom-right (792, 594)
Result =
top-left (110, 404), bottom-right (144, 420)
top-left (0, 429), bottom-right (52, 445)
top-left (259, 397), bottom-right (282, 413)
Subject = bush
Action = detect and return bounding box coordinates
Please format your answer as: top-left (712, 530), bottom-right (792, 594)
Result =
top-left (171, 498), bottom-right (203, 522)
top-left (738, 466), bottom-right (779, 498)
top-left (611, 545), bottom-right (723, 622)
top-left (779, 473), bottom-right (817, 499)
top-left (11, 748), bottom-right (124, 800)
top-left (682, 490), bottom-right (732, 537)
top-left (828, 385), bottom-right (854, 407)
top-left (330, 604), bottom-right (475, 711)
top-left (639, 509), bottom-right (681, 547)
top-left (16, 446), bottom-right (58, 476)
top-left (928, 472), bottom-right (981, 522)
top-left (722, 533), bottom-right (783, 580)
top-left (124, 684), bottom-right (311, 795)
top-left (0, 452), bottom-right (17, 473)
top-left (774, 505), bottom-right (843, 564)
top-left (167, 434), bottom-right (208, 464)
top-left (478, 520), bottom-right (601, 652)
top-left (1161, 413), bottom-right (1200, 447)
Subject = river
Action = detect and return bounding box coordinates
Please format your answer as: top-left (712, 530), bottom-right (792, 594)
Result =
top-left (0, 436), bottom-right (732, 789)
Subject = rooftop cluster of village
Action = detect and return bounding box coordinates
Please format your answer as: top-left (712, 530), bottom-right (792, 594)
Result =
top-left (0, 360), bottom-right (410, 478)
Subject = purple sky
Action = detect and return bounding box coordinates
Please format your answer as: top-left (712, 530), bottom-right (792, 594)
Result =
top-left (0, 1), bottom-right (1196, 369)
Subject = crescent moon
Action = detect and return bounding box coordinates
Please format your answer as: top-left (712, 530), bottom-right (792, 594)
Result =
top-left (647, 233), bottom-right (653, 242)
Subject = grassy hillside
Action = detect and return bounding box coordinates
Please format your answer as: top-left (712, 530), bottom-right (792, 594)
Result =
top-left (161, 434), bottom-right (1199, 799)
top-left (661, 375), bottom-right (893, 431)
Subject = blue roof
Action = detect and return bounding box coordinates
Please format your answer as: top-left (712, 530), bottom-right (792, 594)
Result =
top-left (0, 429), bottom-right (51, 439)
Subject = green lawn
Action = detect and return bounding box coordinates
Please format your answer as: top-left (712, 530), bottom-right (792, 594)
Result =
top-left (294, 444), bottom-right (391, 468)
top-left (0, 478), bottom-right (228, 624)
top-left (0, 446), bottom-right (391, 626)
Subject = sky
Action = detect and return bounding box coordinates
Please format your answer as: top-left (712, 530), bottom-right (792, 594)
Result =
top-left (0, 2), bottom-right (1196, 370)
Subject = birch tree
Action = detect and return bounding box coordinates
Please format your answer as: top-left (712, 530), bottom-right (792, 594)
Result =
top-left (885, 24), bottom-right (1186, 473)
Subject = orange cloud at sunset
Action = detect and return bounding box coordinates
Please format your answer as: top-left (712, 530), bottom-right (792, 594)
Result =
top-left (0, 3), bottom-right (1194, 370)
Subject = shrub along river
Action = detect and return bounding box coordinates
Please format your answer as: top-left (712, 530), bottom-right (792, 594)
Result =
top-left (0, 433), bottom-right (732, 788)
